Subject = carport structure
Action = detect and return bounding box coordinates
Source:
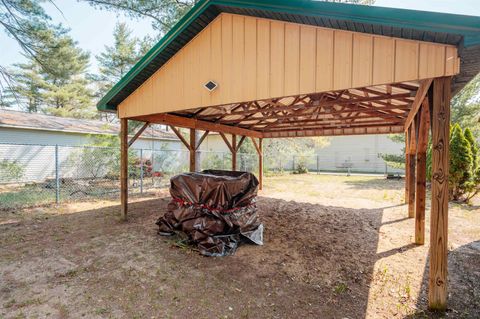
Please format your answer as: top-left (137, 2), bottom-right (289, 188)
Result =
top-left (97, 0), bottom-right (480, 311)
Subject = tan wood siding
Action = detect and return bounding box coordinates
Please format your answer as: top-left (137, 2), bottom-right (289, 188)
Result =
top-left (118, 13), bottom-right (460, 118)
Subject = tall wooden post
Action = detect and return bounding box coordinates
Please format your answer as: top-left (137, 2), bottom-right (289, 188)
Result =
top-left (405, 130), bottom-right (410, 203)
top-left (189, 128), bottom-right (196, 172)
top-left (258, 138), bottom-right (263, 190)
top-left (428, 76), bottom-right (451, 311)
top-left (120, 118), bottom-right (128, 221)
top-left (408, 122), bottom-right (417, 218)
top-left (415, 99), bottom-right (430, 245)
top-left (232, 134), bottom-right (237, 171)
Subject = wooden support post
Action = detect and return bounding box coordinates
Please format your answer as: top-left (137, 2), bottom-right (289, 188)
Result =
top-left (405, 130), bottom-right (409, 203)
top-left (428, 77), bottom-right (451, 311)
top-left (232, 134), bottom-right (237, 171)
top-left (408, 121), bottom-right (417, 218)
top-left (251, 137), bottom-right (263, 190)
top-left (258, 138), bottom-right (263, 190)
top-left (415, 99), bottom-right (430, 245)
top-left (120, 118), bottom-right (128, 221)
top-left (189, 128), bottom-right (196, 172)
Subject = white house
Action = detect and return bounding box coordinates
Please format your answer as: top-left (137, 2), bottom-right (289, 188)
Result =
top-left (0, 109), bottom-right (181, 182)
top-left (201, 133), bottom-right (404, 174)
top-left (0, 109), bottom-right (180, 149)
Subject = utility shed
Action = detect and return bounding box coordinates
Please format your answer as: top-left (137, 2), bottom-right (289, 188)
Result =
top-left (97, 0), bottom-right (480, 311)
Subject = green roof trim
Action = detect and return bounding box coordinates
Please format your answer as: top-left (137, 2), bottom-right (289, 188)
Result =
top-left (97, 0), bottom-right (480, 112)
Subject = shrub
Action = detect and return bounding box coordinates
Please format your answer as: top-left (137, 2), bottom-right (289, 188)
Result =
top-left (293, 163), bottom-right (309, 174)
top-left (0, 160), bottom-right (25, 182)
top-left (449, 124), bottom-right (473, 200)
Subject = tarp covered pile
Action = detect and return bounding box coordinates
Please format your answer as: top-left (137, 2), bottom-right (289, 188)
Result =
top-left (156, 170), bottom-right (263, 256)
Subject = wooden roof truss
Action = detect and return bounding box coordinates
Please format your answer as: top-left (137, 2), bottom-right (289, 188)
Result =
top-left (165, 82), bottom-right (418, 138)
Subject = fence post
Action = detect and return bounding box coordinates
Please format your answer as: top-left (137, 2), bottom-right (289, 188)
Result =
top-left (55, 144), bottom-right (60, 204)
top-left (140, 149), bottom-right (144, 194)
top-left (292, 155), bottom-right (295, 172)
top-left (151, 149), bottom-right (154, 187)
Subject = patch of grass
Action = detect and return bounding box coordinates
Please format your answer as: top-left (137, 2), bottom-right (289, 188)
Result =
top-left (16, 298), bottom-right (43, 308)
top-left (95, 307), bottom-right (109, 315)
top-left (0, 185), bottom-right (57, 210)
top-left (4, 299), bottom-right (16, 308)
top-left (333, 282), bottom-right (348, 294)
top-left (56, 268), bottom-right (79, 279)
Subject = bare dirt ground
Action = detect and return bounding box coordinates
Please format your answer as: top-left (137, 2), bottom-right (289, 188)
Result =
top-left (1, 174), bottom-right (479, 319)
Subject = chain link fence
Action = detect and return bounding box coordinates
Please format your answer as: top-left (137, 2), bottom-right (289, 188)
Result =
top-left (0, 143), bottom-right (259, 210)
top-left (266, 153), bottom-right (404, 175)
top-left (0, 143), bottom-right (402, 210)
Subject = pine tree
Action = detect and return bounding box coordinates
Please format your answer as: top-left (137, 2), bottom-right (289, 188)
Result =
top-left (449, 124), bottom-right (473, 200)
top-left (95, 22), bottom-right (147, 99)
top-left (4, 25), bottom-right (94, 118)
top-left (38, 27), bottom-right (93, 115)
top-left (464, 127), bottom-right (478, 172)
top-left (2, 61), bottom-right (44, 112)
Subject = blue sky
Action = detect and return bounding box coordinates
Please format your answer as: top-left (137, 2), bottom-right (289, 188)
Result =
top-left (1, 0), bottom-right (480, 73)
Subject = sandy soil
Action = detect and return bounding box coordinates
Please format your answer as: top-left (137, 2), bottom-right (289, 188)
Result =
top-left (0, 174), bottom-right (479, 319)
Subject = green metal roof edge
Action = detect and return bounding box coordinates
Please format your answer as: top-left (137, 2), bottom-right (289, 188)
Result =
top-left (97, 0), bottom-right (480, 112)
top-left (96, 0), bottom-right (212, 112)
top-left (231, 0), bottom-right (480, 42)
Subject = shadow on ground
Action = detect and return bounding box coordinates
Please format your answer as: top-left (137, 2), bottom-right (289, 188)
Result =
top-left (405, 240), bottom-right (480, 319)
top-left (0, 196), bottom-right (478, 318)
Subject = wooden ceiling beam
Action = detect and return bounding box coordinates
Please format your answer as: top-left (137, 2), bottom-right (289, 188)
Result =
top-left (249, 113), bottom-right (405, 128)
top-left (218, 105), bottom-right (410, 125)
top-left (197, 92), bottom-right (412, 120)
top-left (133, 113), bottom-right (263, 138)
top-left (263, 125), bottom-right (404, 138)
top-left (260, 119), bottom-right (403, 132)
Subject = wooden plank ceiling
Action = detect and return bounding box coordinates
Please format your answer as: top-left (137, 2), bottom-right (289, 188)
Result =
top-left (163, 81), bottom-right (418, 138)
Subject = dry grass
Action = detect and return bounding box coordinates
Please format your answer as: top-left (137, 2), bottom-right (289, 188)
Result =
top-left (0, 174), bottom-right (479, 319)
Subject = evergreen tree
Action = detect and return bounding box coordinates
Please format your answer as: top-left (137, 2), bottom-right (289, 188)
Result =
top-left (449, 124), bottom-right (473, 200)
top-left (39, 27), bottom-right (93, 115)
top-left (1, 61), bottom-right (44, 112)
top-left (84, 0), bottom-right (375, 36)
top-left (95, 22), bottom-right (144, 98)
top-left (4, 25), bottom-right (94, 118)
top-left (83, 0), bottom-right (195, 35)
top-left (464, 127), bottom-right (478, 172)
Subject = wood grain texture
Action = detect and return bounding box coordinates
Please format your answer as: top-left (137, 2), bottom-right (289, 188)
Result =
top-left (134, 113), bottom-right (262, 138)
top-left (428, 76), bottom-right (451, 311)
top-left (120, 118), bottom-right (128, 221)
top-left (189, 128), bottom-right (196, 172)
top-left (117, 13), bottom-right (459, 119)
top-left (404, 78), bottom-right (433, 131)
top-left (251, 137), bottom-right (263, 190)
top-left (259, 138), bottom-right (263, 190)
top-left (415, 98), bottom-right (430, 245)
top-left (408, 121), bottom-right (416, 218)
top-left (405, 131), bottom-right (409, 204)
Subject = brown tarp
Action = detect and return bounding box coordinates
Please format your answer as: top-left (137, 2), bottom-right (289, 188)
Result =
top-left (156, 170), bottom-right (263, 256)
